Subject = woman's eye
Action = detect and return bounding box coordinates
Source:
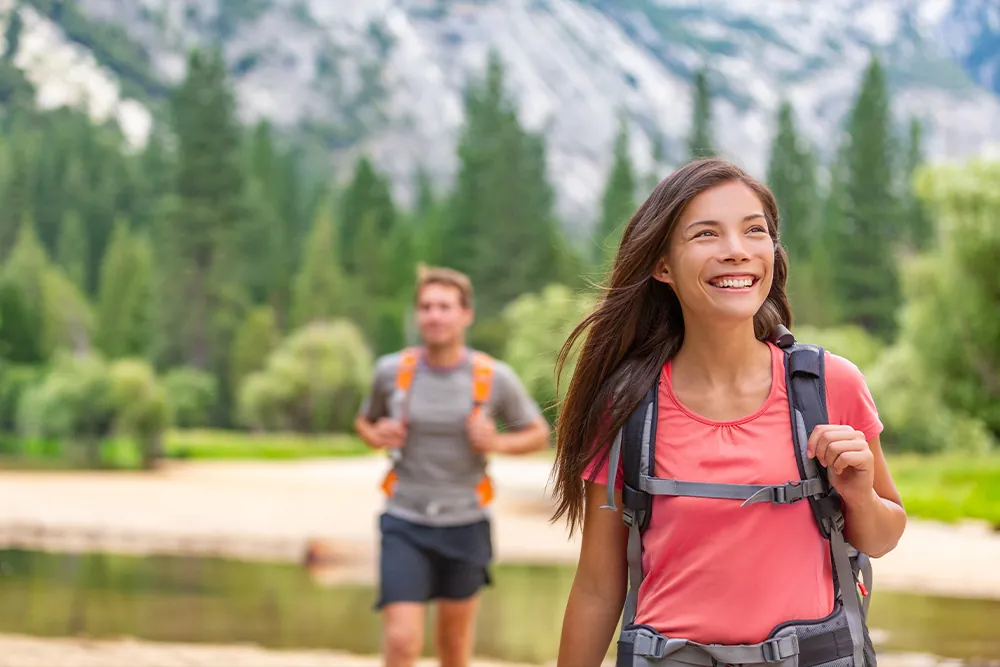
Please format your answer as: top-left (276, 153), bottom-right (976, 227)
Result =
top-left (694, 230), bottom-right (715, 238)
top-left (748, 225), bottom-right (768, 234)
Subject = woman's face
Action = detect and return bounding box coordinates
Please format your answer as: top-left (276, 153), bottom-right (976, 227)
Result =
top-left (653, 180), bottom-right (775, 326)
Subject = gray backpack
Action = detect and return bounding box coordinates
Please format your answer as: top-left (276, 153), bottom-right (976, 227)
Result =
top-left (603, 326), bottom-right (877, 667)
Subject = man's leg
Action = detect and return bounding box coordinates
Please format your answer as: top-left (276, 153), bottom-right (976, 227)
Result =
top-left (382, 602), bottom-right (426, 667)
top-left (435, 592), bottom-right (481, 667)
top-left (377, 514), bottom-right (434, 667)
top-left (432, 539), bottom-right (491, 667)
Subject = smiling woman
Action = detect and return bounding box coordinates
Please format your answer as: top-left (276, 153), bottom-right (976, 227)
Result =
top-left (651, 182), bottom-right (776, 327)
top-left (550, 157), bottom-right (906, 667)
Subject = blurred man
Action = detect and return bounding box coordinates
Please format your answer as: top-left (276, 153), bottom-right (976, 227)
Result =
top-left (355, 265), bottom-right (550, 667)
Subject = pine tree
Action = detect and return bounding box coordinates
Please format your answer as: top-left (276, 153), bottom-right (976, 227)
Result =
top-left (765, 101), bottom-right (820, 265)
top-left (338, 155), bottom-right (396, 276)
top-left (439, 50), bottom-right (565, 317)
top-left (688, 67), bottom-right (716, 160)
top-left (158, 47), bottom-right (248, 372)
top-left (900, 117), bottom-right (931, 252)
top-left (594, 115), bottom-right (636, 266)
top-left (644, 128), bottom-right (668, 194)
top-left (0, 219), bottom-right (48, 363)
top-left (822, 55), bottom-right (902, 338)
top-left (55, 210), bottom-right (89, 291)
top-left (95, 219), bottom-right (152, 359)
top-left (290, 198), bottom-right (347, 328)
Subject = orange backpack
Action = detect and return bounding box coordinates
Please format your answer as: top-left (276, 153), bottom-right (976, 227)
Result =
top-left (379, 348), bottom-right (496, 507)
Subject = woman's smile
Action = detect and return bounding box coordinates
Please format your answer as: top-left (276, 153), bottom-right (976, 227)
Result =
top-left (707, 273), bottom-right (761, 292)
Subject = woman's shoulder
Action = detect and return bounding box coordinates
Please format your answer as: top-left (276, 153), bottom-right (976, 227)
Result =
top-left (820, 350), bottom-right (883, 440)
top-left (821, 349), bottom-right (869, 390)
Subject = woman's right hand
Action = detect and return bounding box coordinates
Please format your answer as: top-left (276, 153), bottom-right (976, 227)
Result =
top-left (557, 481), bottom-right (630, 667)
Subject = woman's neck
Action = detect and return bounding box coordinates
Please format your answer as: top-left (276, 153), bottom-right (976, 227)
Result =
top-left (671, 319), bottom-right (770, 390)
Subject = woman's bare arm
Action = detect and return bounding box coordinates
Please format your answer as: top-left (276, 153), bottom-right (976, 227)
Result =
top-left (557, 481), bottom-right (630, 667)
top-left (841, 434), bottom-right (907, 558)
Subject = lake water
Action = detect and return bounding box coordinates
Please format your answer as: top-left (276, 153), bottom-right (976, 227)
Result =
top-left (1, 548), bottom-right (999, 665)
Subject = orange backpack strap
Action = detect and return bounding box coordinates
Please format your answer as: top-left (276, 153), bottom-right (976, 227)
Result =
top-left (393, 347), bottom-right (421, 419)
top-left (469, 351), bottom-right (495, 418)
top-left (382, 348), bottom-right (421, 497)
top-left (470, 351), bottom-right (496, 507)
top-left (395, 347), bottom-right (421, 393)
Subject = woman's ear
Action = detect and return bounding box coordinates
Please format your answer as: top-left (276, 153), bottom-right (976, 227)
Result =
top-left (651, 257), bottom-right (673, 286)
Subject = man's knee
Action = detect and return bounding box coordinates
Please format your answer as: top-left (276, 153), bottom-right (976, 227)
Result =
top-left (382, 603), bottom-right (424, 665)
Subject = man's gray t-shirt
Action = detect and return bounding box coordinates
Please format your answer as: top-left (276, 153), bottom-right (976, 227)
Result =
top-left (360, 348), bottom-right (544, 527)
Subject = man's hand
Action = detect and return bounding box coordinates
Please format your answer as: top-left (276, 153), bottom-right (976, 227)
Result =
top-left (467, 410), bottom-right (499, 453)
top-left (807, 424), bottom-right (874, 506)
top-left (367, 418), bottom-right (407, 450)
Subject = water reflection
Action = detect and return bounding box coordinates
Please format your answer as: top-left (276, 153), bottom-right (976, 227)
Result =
top-left (0, 549), bottom-right (998, 665)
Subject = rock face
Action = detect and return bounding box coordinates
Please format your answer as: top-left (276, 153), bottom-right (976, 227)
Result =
top-left (4, 0), bottom-right (1000, 231)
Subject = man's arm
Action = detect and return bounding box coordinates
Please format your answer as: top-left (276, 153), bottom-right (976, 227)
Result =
top-left (475, 361), bottom-right (550, 455)
top-left (354, 355), bottom-right (405, 450)
top-left (493, 416), bottom-right (550, 455)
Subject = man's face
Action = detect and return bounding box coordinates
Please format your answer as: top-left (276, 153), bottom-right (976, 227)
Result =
top-left (415, 283), bottom-right (473, 347)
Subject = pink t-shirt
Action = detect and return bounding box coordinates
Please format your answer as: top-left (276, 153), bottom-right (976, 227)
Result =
top-left (584, 342), bottom-right (883, 644)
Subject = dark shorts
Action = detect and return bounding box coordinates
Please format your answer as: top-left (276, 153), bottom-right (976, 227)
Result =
top-left (375, 512), bottom-right (493, 610)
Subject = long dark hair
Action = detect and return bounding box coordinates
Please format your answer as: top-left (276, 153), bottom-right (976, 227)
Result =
top-left (551, 157), bottom-right (792, 534)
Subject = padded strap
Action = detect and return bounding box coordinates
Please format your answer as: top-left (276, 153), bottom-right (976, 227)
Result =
top-left (623, 520), bottom-right (643, 626)
top-left (630, 633), bottom-right (799, 664)
top-left (602, 429), bottom-right (623, 512)
top-left (639, 477), bottom-right (824, 506)
top-left (831, 525), bottom-right (866, 667)
top-left (856, 552), bottom-right (873, 618)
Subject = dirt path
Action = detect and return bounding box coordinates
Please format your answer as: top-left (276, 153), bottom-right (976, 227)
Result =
top-left (1, 456), bottom-right (1000, 601)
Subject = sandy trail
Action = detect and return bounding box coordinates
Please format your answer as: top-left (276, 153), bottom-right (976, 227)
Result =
top-left (1, 455), bottom-right (1000, 603)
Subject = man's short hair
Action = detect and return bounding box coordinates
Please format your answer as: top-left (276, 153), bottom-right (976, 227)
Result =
top-left (415, 263), bottom-right (474, 309)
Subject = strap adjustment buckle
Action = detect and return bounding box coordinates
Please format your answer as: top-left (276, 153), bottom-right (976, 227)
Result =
top-left (824, 511), bottom-right (846, 535)
top-left (774, 478), bottom-right (824, 504)
top-left (762, 636), bottom-right (798, 662)
top-left (633, 633), bottom-right (667, 659)
top-left (771, 482), bottom-right (801, 504)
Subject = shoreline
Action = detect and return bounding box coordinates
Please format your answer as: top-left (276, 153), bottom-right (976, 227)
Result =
top-left (0, 632), bottom-right (972, 667)
top-left (2, 458), bottom-right (1000, 603)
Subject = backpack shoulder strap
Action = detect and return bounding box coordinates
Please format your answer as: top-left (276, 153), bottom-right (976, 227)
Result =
top-left (776, 330), bottom-right (843, 540)
top-left (774, 326), bottom-right (871, 667)
top-left (395, 347), bottom-right (421, 392)
top-left (392, 347), bottom-right (422, 421)
top-left (620, 379), bottom-right (659, 533)
top-left (470, 351), bottom-right (496, 418)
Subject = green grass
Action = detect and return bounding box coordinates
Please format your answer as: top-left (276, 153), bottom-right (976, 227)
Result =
top-left (163, 429), bottom-right (372, 461)
top-left (888, 452), bottom-right (1000, 529)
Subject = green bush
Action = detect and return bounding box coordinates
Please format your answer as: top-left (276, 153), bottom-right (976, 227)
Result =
top-left (502, 283), bottom-right (596, 420)
top-left (237, 319), bottom-right (374, 433)
top-left (867, 343), bottom-right (995, 455)
top-left (791, 324), bottom-right (885, 372)
top-left (17, 352), bottom-right (115, 466)
top-left (162, 366), bottom-right (218, 428)
top-left (15, 352), bottom-right (173, 468)
top-left (109, 359), bottom-right (171, 467)
top-left (0, 363), bottom-right (45, 432)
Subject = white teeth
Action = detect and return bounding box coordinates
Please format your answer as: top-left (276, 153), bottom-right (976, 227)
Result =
top-left (712, 278), bottom-right (754, 288)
